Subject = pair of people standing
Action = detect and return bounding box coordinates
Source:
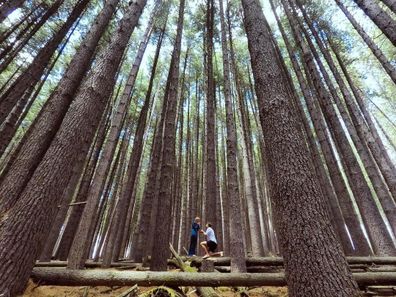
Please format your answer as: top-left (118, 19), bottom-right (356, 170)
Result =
top-left (188, 217), bottom-right (222, 259)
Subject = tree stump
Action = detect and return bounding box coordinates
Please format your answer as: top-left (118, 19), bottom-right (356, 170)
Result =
top-left (201, 260), bottom-right (215, 272)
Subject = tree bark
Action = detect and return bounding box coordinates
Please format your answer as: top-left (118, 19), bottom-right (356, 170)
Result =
top-left (0, 0), bottom-right (25, 24)
top-left (0, 16), bottom-right (75, 156)
top-left (269, 0), bottom-right (357, 256)
top-left (204, 0), bottom-right (217, 225)
top-left (228, 14), bottom-right (265, 257)
top-left (285, 0), bottom-right (395, 256)
top-left (173, 48), bottom-right (189, 253)
top-left (240, 0), bottom-right (360, 296)
top-left (297, 1), bottom-right (396, 236)
top-left (327, 36), bottom-right (396, 191)
top-left (91, 136), bottom-right (125, 262)
top-left (379, 0), bottom-right (396, 13)
top-left (219, 0), bottom-right (246, 272)
top-left (190, 255), bottom-right (396, 266)
top-left (102, 113), bottom-right (134, 262)
top-left (0, 0), bottom-right (119, 214)
top-left (353, 0), bottom-right (396, 46)
top-left (140, 109), bottom-right (165, 262)
top-left (0, 0), bottom-right (65, 73)
top-left (0, 1), bottom-right (146, 295)
top-left (334, 0), bottom-right (396, 84)
top-left (31, 268), bottom-right (396, 287)
top-left (55, 104), bottom-right (112, 261)
top-left (150, 0), bottom-right (185, 271)
top-left (38, 143), bottom-right (90, 262)
top-left (0, 0), bottom-right (90, 125)
top-left (130, 28), bottom-right (166, 263)
top-left (0, 3), bottom-right (42, 45)
top-left (375, 116), bottom-right (396, 153)
top-left (71, 11), bottom-right (153, 269)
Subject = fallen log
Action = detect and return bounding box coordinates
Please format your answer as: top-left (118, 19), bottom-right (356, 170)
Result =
top-left (347, 257), bottom-right (396, 265)
top-left (35, 257), bottom-right (396, 269)
top-left (215, 266), bottom-right (283, 273)
top-left (190, 257), bottom-right (396, 268)
top-left (31, 268), bottom-right (396, 287)
top-left (364, 286), bottom-right (396, 296)
top-left (35, 261), bottom-right (140, 268)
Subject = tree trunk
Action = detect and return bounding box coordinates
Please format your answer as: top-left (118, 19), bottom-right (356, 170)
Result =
top-left (185, 99), bottom-right (194, 250)
top-left (228, 14), bottom-right (265, 257)
top-left (30, 268), bottom-right (396, 287)
top-left (327, 36), bottom-right (396, 191)
top-left (0, 0), bottom-right (118, 214)
top-left (282, 29), bottom-right (371, 255)
top-left (91, 137), bottom-right (125, 262)
top-left (353, 0), bottom-right (396, 46)
top-left (286, 0), bottom-right (396, 255)
top-left (297, 2), bottom-right (396, 236)
top-left (0, 17), bottom-right (74, 156)
top-left (0, 3), bottom-right (42, 45)
top-left (269, 0), bottom-right (357, 256)
top-left (174, 48), bottom-right (189, 253)
top-left (128, 28), bottom-right (165, 263)
top-left (150, 0), bottom-right (185, 271)
top-left (102, 113), bottom-right (134, 262)
top-left (141, 109), bottom-right (166, 262)
top-left (334, 0), bottom-right (396, 84)
top-left (291, 4), bottom-right (395, 256)
top-left (38, 144), bottom-right (90, 262)
top-left (241, 0), bottom-right (360, 296)
top-left (218, 0), bottom-right (246, 272)
top-left (375, 116), bottom-right (396, 153)
top-left (204, 0), bottom-right (217, 226)
top-left (70, 10), bottom-right (153, 269)
top-left (0, 0), bottom-right (90, 125)
top-left (379, 0), bottom-right (396, 13)
top-left (0, 0), bottom-right (25, 23)
top-left (0, 0), bottom-right (65, 73)
top-left (0, 1), bottom-right (146, 295)
top-left (286, 0), bottom-right (395, 255)
top-left (55, 105), bottom-right (112, 261)
top-left (179, 87), bottom-right (191, 253)
top-left (0, 64), bottom-right (22, 98)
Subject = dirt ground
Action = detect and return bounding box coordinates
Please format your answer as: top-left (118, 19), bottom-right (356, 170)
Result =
top-left (22, 280), bottom-right (288, 297)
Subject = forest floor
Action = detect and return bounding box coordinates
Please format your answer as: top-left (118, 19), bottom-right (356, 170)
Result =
top-left (22, 280), bottom-right (288, 296)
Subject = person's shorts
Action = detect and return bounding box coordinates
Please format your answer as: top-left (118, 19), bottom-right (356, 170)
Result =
top-left (207, 240), bottom-right (217, 252)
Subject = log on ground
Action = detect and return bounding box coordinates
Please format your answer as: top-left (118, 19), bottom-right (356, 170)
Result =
top-left (35, 261), bottom-right (140, 268)
top-left (190, 256), bottom-right (396, 268)
top-left (215, 266), bottom-right (283, 273)
top-left (31, 268), bottom-right (396, 287)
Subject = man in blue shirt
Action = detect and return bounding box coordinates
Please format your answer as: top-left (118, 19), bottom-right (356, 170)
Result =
top-left (188, 217), bottom-right (201, 256)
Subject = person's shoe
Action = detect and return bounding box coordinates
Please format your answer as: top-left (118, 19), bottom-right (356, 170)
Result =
top-left (202, 254), bottom-right (210, 259)
top-left (220, 251), bottom-right (224, 257)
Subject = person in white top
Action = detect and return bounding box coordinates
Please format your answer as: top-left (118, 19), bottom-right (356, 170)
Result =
top-left (199, 223), bottom-right (223, 258)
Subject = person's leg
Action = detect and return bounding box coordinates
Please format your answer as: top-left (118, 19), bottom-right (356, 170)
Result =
top-left (200, 241), bottom-right (209, 256)
top-left (207, 241), bottom-right (218, 256)
top-left (188, 235), bottom-right (197, 256)
top-left (209, 251), bottom-right (223, 257)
